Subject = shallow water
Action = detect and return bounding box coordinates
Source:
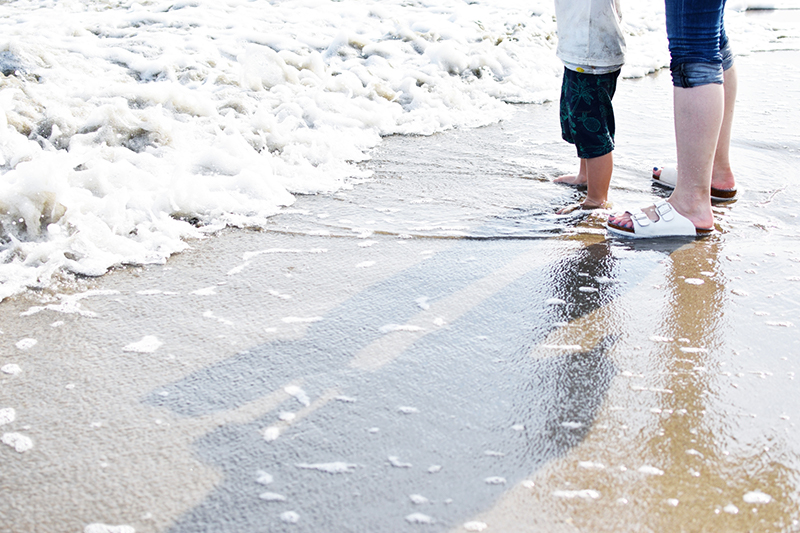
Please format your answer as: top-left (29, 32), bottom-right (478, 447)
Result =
top-left (1, 15), bottom-right (800, 533)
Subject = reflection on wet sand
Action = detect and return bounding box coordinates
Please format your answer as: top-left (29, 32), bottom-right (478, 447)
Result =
top-left (633, 238), bottom-right (799, 532)
top-left (455, 236), bottom-right (800, 532)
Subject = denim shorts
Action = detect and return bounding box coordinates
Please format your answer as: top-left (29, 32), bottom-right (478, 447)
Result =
top-left (560, 67), bottom-right (620, 160)
top-left (666, 0), bottom-right (735, 87)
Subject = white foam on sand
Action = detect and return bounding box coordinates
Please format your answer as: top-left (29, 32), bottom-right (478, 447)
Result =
top-left (0, 407), bottom-right (15, 425)
top-left (405, 513), bottom-right (435, 524)
top-left (389, 456), bottom-right (413, 468)
top-left (255, 471), bottom-right (274, 485)
top-left (84, 525), bottom-right (136, 533)
top-left (122, 335), bottom-right (163, 353)
top-left (0, 0), bottom-right (784, 300)
top-left (259, 492), bottom-right (287, 502)
top-left (284, 385), bottom-right (310, 407)
top-left (380, 324), bottom-right (424, 334)
top-left (552, 489), bottom-right (600, 500)
top-left (2, 431), bottom-right (34, 452)
top-left (638, 465), bottom-right (665, 476)
top-left (409, 494), bottom-right (430, 505)
top-left (14, 338), bottom-right (37, 350)
top-left (295, 461), bottom-right (357, 473)
top-left (1, 364), bottom-right (21, 375)
top-left (20, 289), bottom-right (120, 316)
top-left (262, 426), bottom-right (281, 442)
top-left (743, 490), bottom-right (772, 504)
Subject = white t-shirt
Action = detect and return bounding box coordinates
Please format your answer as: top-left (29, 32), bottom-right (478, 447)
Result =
top-left (555, 0), bottom-right (626, 74)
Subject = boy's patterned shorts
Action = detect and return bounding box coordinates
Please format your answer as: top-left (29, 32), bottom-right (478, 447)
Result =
top-left (560, 68), bottom-right (620, 160)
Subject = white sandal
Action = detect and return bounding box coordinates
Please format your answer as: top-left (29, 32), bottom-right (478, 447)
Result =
top-left (606, 200), bottom-right (714, 239)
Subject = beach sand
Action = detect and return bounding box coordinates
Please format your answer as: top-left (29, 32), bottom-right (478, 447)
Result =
top-left (1, 11), bottom-right (799, 533)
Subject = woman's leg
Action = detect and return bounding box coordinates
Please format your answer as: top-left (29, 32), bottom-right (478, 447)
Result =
top-left (712, 62), bottom-right (737, 191)
top-left (668, 82), bottom-right (723, 229)
top-left (608, 0), bottom-right (727, 232)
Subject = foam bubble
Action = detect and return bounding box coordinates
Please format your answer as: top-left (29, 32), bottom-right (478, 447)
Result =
top-left (679, 347), bottom-right (708, 354)
top-left (259, 492), bottom-right (287, 502)
top-left (256, 471), bottom-right (274, 485)
top-left (15, 338), bottom-right (37, 350)
top-left (380, 324), bottom-right (424, 333)
top-left (405, 513), bottom-right (434, 524)
top-left (416, 296), bottom-right (431, 310)
top-left (123, 335), bottom-right (163, 353)
top-left (2, 432), bottom-right (34, 452)
top-left (409, 494), bottom-right (429, 505)
top-left (280, 511), bottom-right (300, 523)
top-left (263, 427), bottom-right (281, 442)
top-left (552, 489), bottom-right (600, 499)
top-left (743, 491), bottom-right (772, 504)
top-left (295, 462), bottom-right (357, 473)
top-left (1, 364), bottom-right (21, 375)
top-left (192, 287), bottom-right (217, 296)
top-left (284, 385), bottom-right (310, 407)
top-left (464, 522), bottom-right (488, 531)
top-left (638, 465), bottom-right (664, 476)
top-left (0, 407), bottom-right (16, 425)
top-left (389, 456), bottom-right (412, 468)
top-left (84, 525), bottom-right (136, 533)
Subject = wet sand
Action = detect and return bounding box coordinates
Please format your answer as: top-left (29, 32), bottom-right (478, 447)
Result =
top-left (2, 11), bottom-right (800, 533)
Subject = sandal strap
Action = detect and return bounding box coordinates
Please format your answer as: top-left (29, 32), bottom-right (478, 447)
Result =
top-left (631, 210), bottom-right (651, 227)
top-left (654, 200), bottom-right (674, 221)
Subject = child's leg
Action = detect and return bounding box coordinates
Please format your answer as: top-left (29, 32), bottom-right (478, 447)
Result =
top-left (555, 154), bottom-right (612, 214)
top-left (584, 152), bottom-right (613, 208)
top-left (553, 159), bottom-right (588, 185)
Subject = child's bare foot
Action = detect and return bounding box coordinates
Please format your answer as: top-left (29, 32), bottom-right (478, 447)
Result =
top-left (556, 199), bottom-right (609, 215)
top-left (553, 174), bottom-right (588, 187)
